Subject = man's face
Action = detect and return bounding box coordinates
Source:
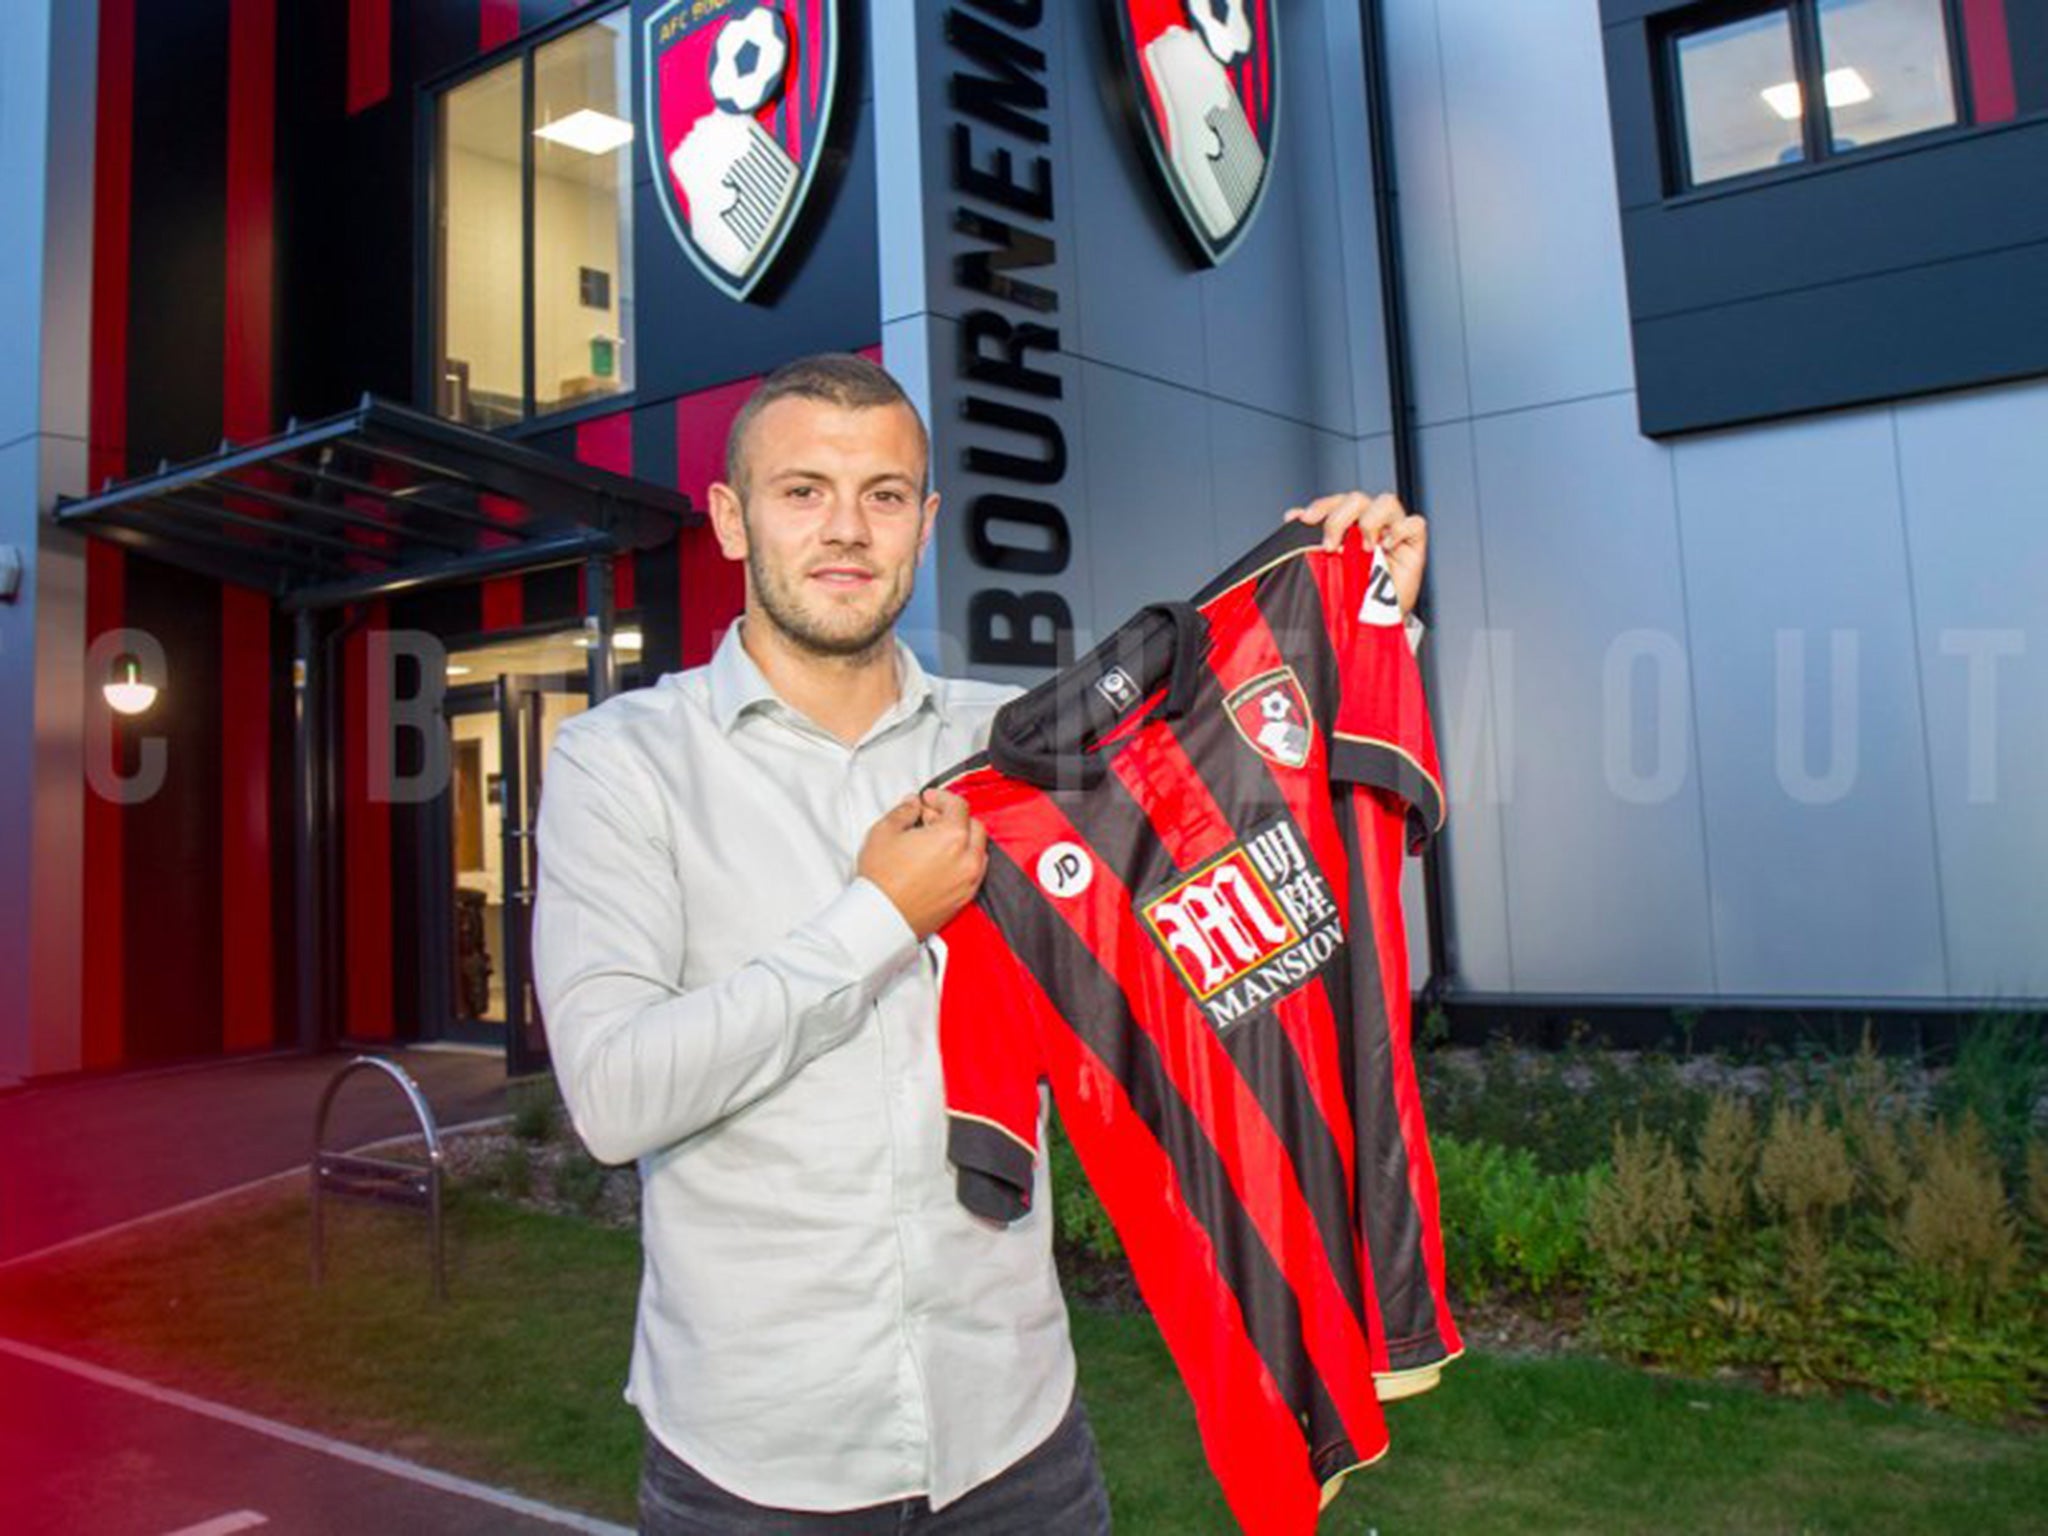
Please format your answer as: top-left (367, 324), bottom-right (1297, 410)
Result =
top-left (709, 397), bottom-right (938, 662)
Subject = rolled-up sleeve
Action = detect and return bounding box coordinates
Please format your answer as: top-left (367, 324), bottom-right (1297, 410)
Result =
top-left (532, 728), bottom-right (922, 1165)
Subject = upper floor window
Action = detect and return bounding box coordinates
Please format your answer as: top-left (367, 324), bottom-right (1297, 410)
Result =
top-left (1668, 0), bottom-right (1998, 189)
top-left (432, 8), bottom-right (635, 430)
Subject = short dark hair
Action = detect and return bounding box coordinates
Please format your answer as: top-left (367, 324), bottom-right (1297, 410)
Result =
top-left (724, 352), bottom-right (930, 496)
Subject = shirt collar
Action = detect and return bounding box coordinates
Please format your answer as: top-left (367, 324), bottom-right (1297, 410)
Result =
top-left (706, 620), bottom-right (947, 736)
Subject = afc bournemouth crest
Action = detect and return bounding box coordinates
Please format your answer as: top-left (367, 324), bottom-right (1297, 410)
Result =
top-left (1226, 667), bottom-right (1313, 769)
top-left (644, 0), bottom-right (841, 302)
top-left (1108, 0), bottom-right (1280, 265)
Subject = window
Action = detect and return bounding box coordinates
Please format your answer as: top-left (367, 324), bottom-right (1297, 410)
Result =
top-left (1670, 0), bottom-right (1969, 188)
top-left (1603, 0), bottom-right (2048, 434)
top-left (432, 8), bottom-right (635, 430)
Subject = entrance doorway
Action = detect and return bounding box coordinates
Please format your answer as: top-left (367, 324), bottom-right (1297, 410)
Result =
top-left (430, 626), bottom-right (642, 1073)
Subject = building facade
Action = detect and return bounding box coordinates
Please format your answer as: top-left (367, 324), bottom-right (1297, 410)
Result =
top-left (1, 0), bottom-right (2042, 1084)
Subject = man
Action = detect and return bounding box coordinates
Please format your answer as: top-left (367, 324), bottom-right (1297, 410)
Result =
top-left (532, 353), bottom-right (1427, 1532)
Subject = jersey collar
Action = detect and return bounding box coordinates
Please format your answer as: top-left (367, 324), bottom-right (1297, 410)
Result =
top-left (987, 602), bottom-right (1207, 790)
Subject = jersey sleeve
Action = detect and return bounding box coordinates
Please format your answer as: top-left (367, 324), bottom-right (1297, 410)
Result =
top-left (1311, 540), bottom-right (1446, 854)
top-left (935, 898), bottom-right (1050, 1224)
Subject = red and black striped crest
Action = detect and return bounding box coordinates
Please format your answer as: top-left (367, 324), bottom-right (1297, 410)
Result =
top-left (1107, 0), bottom-right (1281, 265)
top-left (644, 0), bottom-right (841, 302)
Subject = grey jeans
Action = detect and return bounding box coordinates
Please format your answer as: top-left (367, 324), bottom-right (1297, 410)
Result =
top-left (637, 1393), bottom-right (1114, 1535)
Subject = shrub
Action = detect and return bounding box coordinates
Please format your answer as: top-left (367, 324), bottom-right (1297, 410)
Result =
top-left (490, 1141), bottom-right (535, 1201)
top-left (551, 1150), bottom-right (607, 1218)
top-left (1755, 1103), bottom-right (1855, 1317)
top-left (509, 1078), bottom-right (560, 1145)
top-left (1691, 1093), bottom-right (1756, 1250)
top-left (1049, 1121), bottom-right (1121, 1265)
top-left (2027, 1141), bottom-right (2048, 1239)
top-left (1433, 1136), bottom-right (1597, 1303)
top-left (1891, 1117), bottom-right (2021, 1323)
top-left (1423, 1037), bottom-right (1710, 1177)
top-left (1586, 1125), bottom-right (1692, 1287)
top-left (1934, 1012), bottom-right (2048, 1177)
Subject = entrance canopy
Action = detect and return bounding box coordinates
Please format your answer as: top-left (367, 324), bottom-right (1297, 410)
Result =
top-left (52, 394), bottom-right (693, 612)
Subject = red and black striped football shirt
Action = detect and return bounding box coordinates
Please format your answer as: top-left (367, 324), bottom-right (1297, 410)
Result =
top-left (932, 521), bottom-right (1459, 1533)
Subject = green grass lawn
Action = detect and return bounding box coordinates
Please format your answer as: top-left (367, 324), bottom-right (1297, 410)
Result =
top-left (1, 1187), bottom-right (2041, 1533)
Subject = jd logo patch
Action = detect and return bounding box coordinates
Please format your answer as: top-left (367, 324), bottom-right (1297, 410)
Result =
top-left (645, 0), bottom-right (843, 301)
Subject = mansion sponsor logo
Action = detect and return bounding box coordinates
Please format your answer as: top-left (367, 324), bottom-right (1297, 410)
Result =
top-left (645, 0), bottom-right (842, 302)
top-left (1107, 0), bottom-right (1280, 265)
top-left (1140, 818), bottom-right (1341, 1031)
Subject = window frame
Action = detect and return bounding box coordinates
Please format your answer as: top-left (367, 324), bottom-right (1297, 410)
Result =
top-left (415, 0), bottom-right (638, 440)
top-left (1659, 0), bottom-right (1977, 195)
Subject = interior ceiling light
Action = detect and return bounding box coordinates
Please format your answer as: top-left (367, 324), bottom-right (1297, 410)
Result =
top-left (535, 109), bottom-right (635, 154)
top-left (103, 655), bottom-right (158, 716)
top-left (1761, 67), bottom-right (1873, 121)
top-left (574, 629), bottom-right (643, 652)
top-left (447, 663), bottom-right (474, 678)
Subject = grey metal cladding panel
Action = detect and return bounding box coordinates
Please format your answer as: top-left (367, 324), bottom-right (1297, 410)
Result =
top-left (1435, 0), bottom-right (1635, 418)
top-left (1893, 382), bottom-right (2048, 1000)
top-left (1622, 122), bottom-right (2048, 321)
top-left (1192, 2), bottom-right (1358, 436)
top-left (1065, 0), bottom-right (1208, 389)
top-left (1318, 0), bottom-right (1393, 439)
top-left (1633, 241), bottom-right (2048, 438)
top-left (1205, 399), bottom-right (1325, 559)
top-left (1383, 0), bottom-right (1471, 428)
top-left (1077, 362), bottom-right (1216, 649)
top-left (1331, 431), bottom-right (1397, 505)
top-left (0, 3), bottom-right (51, 448)
top-left (1416, 421), bottom-right (1513, 993)
top-left (1672, 410), bottom-right (1947, 997)
top-left (1473, 393), bottom-right (1715, 995)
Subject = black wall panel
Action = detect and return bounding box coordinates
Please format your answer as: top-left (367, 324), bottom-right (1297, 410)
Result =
top-left (127, 0), bottom-right (229, 471)
top-left (121, 557), bottom-right (224, 1063)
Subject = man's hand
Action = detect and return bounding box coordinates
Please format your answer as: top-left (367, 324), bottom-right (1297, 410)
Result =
top-left (1284, 491), bottom-right (1428, 618)
top-left (857, 790), bottom-right (990, 940)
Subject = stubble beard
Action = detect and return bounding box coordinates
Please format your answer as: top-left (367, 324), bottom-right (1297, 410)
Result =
top-left (746, 536), bottom-right (914, 667)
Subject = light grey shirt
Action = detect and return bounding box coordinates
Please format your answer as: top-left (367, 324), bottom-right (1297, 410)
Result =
top-left (531, 623), bottom-right (1072, 1512)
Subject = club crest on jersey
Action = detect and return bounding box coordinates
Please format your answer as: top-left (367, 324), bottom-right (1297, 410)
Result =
top-left (1108, 0), bottom-right (1280, 265)
top-left (644, 0), bottom-right (842, 302)
top-left (1139, 819), bottom-right (1342, 1032)
top-left (1225, 668), bottom-right (1313, 769)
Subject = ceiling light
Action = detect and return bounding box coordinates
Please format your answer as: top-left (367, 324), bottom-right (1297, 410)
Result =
top-left (447, 663), bottom-right (473, 679)
top-left (1761, 67), bottom-right (1873, 121)
top-left (617, 628), bottom-right (643, 653)
top-left (103, 655), bottom-right (158, 716)
top-left (535, 109), bottom-right (635, 155)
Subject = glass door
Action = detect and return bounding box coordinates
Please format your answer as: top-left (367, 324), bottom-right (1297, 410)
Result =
top-left (439, 629), bottom-right (609, 1071)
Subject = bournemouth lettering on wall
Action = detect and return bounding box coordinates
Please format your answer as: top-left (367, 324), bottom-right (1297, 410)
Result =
top-left (1107, 0), bottom-right (1279, 265)
top-left (644, 0), bottom-right (844, 301)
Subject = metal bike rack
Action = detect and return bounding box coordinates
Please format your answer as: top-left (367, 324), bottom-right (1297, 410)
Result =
top-left (310, 1055), bottom-right (447, 1300)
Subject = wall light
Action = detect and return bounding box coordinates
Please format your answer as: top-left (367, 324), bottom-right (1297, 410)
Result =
top-left (0, 545), bottom-right (21, 602)
top-left (103, 654), bottom-right (159, 716)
